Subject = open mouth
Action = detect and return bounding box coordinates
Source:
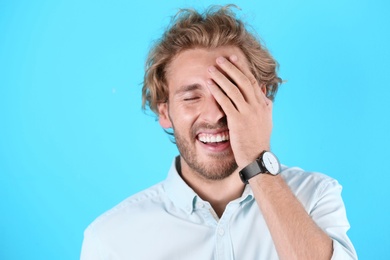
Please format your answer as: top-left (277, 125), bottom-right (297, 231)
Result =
top-left (197, 131), bottom-right (230, 145)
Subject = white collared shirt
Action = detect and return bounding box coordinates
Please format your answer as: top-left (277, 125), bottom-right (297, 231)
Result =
top-left (81, 157), bottom-right (357, 259)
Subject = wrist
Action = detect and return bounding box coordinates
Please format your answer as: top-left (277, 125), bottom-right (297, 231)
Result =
top-left (239, 151), bottom-right (281, 184)
top-left (248, 172), bottom-right (282, 185)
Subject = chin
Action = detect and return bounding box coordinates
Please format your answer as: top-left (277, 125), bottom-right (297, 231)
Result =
top-left (197, 156), bottom-right (238, 181)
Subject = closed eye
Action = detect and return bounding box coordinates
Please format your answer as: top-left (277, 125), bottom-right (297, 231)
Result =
top-left (184, 97), bottom-right (200, 101)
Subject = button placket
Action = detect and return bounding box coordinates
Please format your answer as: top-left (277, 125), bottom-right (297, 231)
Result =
top-left (214, 202), bottom-right (241, 260)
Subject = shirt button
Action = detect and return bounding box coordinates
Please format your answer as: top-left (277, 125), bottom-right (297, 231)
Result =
top-left (218, 228), bottom-right (225, 236)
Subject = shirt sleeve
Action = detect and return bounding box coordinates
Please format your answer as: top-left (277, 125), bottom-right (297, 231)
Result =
top-left (311, 178), bottom-right (357, 259)
top-left (80, 225), bottom-right (103, 260)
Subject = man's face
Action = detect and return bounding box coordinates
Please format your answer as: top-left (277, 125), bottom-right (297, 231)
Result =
top-left (158, 46), bottom-right (250, 180)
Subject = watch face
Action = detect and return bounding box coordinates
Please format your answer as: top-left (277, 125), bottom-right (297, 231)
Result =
top-left (262, 152), bottom-right (281, 175)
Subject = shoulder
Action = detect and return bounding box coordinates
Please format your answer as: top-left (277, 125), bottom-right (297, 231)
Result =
top-left (84, 181), bottom-right (169, 235)
top-left (280, 166), bottom-right (342, 209)
top-left (281, 165), bottom-right (340, 189)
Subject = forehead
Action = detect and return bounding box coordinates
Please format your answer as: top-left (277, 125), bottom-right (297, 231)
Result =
top-left (166, 46), bottom-right (249, 90)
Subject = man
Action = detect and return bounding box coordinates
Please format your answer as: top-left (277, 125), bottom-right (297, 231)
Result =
top-left (81, 6), bottom-right (357, 259)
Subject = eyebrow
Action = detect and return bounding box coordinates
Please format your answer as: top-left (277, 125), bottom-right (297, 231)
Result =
top-left (174, 84), bottom-right (202, 95)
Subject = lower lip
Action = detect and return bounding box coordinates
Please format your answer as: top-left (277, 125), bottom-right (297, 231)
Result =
top-left (197, 139), bottom-right (231, 153)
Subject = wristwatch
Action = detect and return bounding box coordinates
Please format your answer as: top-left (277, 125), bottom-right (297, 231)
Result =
top-left (239, 151), bottom-right (281, 184)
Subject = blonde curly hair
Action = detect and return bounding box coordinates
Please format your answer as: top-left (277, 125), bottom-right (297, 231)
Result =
top-left (142, 5), bottom-right (282, 116)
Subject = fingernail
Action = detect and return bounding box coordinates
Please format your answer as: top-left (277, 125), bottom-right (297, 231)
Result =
top-left (206, 79), bottom-right (214, 85)
top-left (216, 56), bottom-right (226, 64)
top-left (230, 55), bottom-right (238, 62)
top-left (208, 66), bottom-right (216, 73)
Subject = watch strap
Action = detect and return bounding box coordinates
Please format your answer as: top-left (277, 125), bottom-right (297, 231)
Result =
top-left (239, 158), bottom-right (265, 184)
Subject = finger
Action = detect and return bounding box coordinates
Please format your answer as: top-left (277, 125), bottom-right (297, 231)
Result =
top-left (215, 56), bottom-right (257, 104)
top-left (207, 65), bottom-right (246, 111)
top-left (206, 78), bottom-right (238, 116)
top-left (229, 55), bottom-right (265, 104)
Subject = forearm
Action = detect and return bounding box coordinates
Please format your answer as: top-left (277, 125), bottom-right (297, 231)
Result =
top-left (249, 174), bottom-right (333, 260)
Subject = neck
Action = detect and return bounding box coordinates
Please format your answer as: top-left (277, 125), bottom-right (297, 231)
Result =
top-left (178, 157), bottom-right (245, 218)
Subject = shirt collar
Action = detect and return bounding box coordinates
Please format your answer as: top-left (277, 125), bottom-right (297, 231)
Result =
top-left (164, 156), bottom-right (198, 214)
top-left (163, 156), bottom-right (255, 214)
top-left (239, 184), bottom-right (254, 204)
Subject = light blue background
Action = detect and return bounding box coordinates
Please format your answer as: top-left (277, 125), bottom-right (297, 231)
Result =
top-left (1, 0), bottom-right (389, 259)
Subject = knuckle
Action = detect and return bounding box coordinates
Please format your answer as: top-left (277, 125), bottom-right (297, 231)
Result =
top-left (249, 76), bottom-right (258, 86)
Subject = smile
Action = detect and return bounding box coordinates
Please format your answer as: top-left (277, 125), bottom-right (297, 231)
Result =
top-left (197, 131), bottom-right (230, 144)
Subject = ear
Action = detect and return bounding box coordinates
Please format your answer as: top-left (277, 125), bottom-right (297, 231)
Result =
top-left (157, 102), bottom-right (172, 129)
top-left (261, 83), bottom-right (267, 95)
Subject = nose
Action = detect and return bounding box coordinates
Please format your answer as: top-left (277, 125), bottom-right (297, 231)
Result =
top-left (202, 95), bottom-right (225, 124)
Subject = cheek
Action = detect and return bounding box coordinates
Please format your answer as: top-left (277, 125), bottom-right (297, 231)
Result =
top-left (170, 105), bottom-right (201, 132)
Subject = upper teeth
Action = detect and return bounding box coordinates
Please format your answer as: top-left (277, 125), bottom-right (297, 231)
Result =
top-left (198, 132), bottom-right (229, 143)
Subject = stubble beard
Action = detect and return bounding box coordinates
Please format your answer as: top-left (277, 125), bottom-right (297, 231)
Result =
top-left (173, 125), bottom-right (238, 181)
